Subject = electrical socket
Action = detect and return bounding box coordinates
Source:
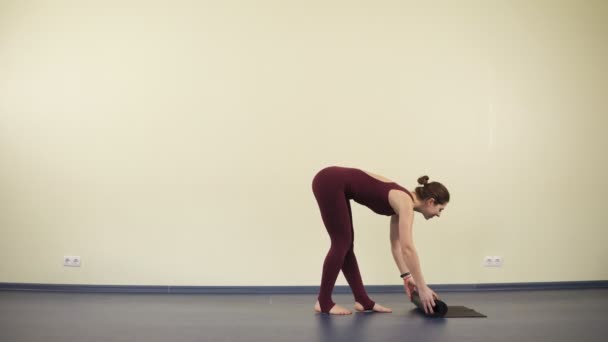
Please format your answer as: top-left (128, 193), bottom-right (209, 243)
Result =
top-left (63, 256), bottom-right (81, 267)
top-left (483, 255), bottom-right (503, 267)
top-left (493, 256), bottom-right (503, 267)
top-left (483, 256), bottom-right (493, 267)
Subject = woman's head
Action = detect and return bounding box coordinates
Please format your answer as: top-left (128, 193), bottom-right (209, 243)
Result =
top-left (414, 175), bottom-right (450, 220)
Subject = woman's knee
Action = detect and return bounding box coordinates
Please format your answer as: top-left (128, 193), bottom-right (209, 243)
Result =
top-left (328, 240), bottom-right (351, 257)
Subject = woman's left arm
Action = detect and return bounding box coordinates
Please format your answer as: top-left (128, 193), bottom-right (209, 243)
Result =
top-left (390, 214), bottom-right (410, 275)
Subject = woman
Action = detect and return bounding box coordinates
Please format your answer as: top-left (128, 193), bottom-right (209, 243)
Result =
top-left (312, 166), bottom-right (450, 315)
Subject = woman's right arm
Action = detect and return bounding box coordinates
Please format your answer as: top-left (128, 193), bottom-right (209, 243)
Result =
top-left (390, 192), bottom-right (437, 314)
top-left (396, 208), bottom-right (427, 289)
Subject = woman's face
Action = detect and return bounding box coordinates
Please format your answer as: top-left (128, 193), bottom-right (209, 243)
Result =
top-left (422, 199), bottom-right (447, 220)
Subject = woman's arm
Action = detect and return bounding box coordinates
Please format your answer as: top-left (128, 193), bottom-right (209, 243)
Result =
top-left (390, 215), bottom-right (409, 274)
top-left (389, 193), bottom-right (428, 289)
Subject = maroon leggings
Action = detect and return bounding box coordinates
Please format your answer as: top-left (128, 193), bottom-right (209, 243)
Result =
top-left (312, 173), bottom-right (375, 313)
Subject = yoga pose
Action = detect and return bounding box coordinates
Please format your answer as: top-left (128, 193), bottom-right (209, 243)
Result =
top-left (312, 166), bottom-right (450, 315)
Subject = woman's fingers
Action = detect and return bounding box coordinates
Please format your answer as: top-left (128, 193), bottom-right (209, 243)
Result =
top-left (426, 301), bottom-right (434, 314)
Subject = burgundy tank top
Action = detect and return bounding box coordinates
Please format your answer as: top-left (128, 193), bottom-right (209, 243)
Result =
top-left (320, 166), bottom-right (414, 216)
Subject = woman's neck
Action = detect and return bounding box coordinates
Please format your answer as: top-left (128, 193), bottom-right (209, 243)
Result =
top-left (411, 191), bottom-right (423, 212)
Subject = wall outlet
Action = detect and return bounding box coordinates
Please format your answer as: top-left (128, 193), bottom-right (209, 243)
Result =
top-left (483, 256), bottom-right (493, 267)
top-left (493, 256), bottom-right (503, 267)
top-left (63, 256), bottom-right (81, 267)
top-left (483, 255), bottom-right (503, 267)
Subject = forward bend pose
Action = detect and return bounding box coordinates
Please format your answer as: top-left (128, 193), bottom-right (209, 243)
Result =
top-left (311, 166), bottom-right (450, 315)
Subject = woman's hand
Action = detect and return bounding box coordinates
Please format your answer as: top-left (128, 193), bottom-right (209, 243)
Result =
top-left (403, 276), bottom-right (417, 300)
top-left (418, 286), bottom-right (440, 315)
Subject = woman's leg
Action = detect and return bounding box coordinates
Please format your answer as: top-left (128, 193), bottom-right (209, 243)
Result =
top-left (312, 177), bottom-right (353, 313)
top-left (341, 201), bottom-right (375, 310)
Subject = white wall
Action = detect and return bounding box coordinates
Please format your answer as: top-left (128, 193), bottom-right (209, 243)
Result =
top-left (1, 0), bottom-right (607, 286)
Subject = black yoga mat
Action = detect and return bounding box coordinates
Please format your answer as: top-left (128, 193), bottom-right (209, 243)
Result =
top-left (411, 291), bottom-right (487, 318)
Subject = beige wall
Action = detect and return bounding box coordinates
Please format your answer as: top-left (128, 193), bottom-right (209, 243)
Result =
top-left (1, 0), bottom-right (607, 286)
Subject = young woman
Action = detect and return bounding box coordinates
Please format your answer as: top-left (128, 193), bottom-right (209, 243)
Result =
top-left (311, 166), bottom-right (450, 315)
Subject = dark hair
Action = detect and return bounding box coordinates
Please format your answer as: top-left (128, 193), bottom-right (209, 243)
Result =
top-left (415, 175), bottom-right (450, 205)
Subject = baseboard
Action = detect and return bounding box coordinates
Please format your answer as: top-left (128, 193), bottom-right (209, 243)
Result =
top-left (1, 281), bottom-right (607, 294)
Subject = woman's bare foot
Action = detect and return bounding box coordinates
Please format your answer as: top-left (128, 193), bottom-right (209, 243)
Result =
top-left (314, 301), bottom-right (352, 315)
top-left (354, 302), bottom-right (393, 313)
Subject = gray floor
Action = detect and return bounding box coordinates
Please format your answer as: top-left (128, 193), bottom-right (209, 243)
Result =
top-left (1, 289), bottom-right (607, 342)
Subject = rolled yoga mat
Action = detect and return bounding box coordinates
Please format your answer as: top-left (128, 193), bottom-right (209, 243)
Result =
top-left (411, 290), bottom-right (448, 317)
top-left (410, 290), bottom-right (487, 318)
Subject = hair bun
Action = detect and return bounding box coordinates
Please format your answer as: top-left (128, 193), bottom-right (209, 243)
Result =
top-left (417, 175), bottom-right (430, 186)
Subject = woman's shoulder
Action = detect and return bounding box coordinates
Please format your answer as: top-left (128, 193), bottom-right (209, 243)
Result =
top-left (388, 187), bottom-right (414, 214)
